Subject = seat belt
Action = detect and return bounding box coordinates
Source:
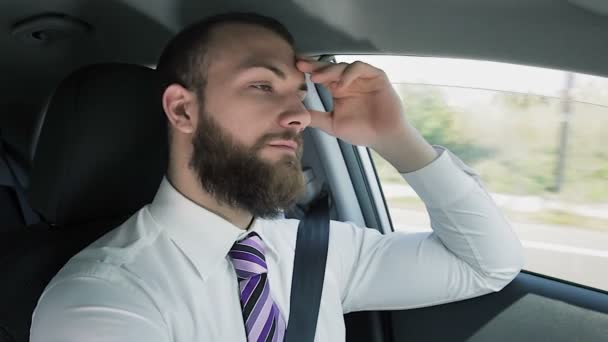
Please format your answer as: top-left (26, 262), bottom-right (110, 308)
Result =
top-left (285, 191), bottom-right (330, 342)
top-left (0, 133), bottom-right (41, 226)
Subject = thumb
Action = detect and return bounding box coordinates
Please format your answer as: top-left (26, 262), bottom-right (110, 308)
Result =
top-left (308, 109), bottom-right (335, 135)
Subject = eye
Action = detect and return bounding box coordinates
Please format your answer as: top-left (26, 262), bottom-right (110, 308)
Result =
top-left (251, 84), bottom-right (274, 92)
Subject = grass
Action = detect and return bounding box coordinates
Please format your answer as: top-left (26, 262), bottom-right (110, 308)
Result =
top-left (385, 194), bottom-right (608, 232)
top-left (505, 209), bottom-right (608, 232)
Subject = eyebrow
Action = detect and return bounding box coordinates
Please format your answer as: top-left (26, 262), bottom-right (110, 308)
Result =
top-left (238, 59), bottom-right (308, 92)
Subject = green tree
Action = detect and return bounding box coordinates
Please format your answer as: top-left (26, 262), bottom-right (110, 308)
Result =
top-left (395, 84), bottom-right (493, 164)
top-left (493, 92), bottom-right (549, 110)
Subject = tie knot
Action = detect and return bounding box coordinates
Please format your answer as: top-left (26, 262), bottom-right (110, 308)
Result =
top-left (228, 233), bottom-right (268, 280)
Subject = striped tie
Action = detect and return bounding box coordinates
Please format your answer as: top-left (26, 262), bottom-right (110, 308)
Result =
top-left (228, 233), bottom-right (286, 342)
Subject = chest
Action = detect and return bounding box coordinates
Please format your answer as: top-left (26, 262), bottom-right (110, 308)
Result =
top-left (161, 256), bottom-right (346, 341)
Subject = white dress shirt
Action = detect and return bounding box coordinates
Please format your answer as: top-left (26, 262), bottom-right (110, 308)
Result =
top-left (30, 147), bottom-right (523, 342)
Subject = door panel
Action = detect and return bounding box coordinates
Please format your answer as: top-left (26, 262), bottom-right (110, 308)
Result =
top-left (388, 272), bottom-right (608, 341)
top-left (346, 272), bottom-right (608, 341)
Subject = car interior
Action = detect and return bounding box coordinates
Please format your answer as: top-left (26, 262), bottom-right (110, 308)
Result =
top-left (1, 1), bottom-right (608, 341)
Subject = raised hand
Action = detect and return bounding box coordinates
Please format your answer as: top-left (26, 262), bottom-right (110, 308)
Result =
top-left (297, 58), bottom-right (437, 172)
top-left (296, 59), bottom-right (408, 149)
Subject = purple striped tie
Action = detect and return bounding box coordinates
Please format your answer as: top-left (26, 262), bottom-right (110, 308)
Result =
top-left (228, 233), bottom-right (286, 342)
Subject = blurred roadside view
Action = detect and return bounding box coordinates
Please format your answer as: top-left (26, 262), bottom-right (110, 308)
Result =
top-left (337, 55), bottom-right (608, 291)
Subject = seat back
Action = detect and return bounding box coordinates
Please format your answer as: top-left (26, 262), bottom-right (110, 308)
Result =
top-left (0, 63), bottom-right (168, 342)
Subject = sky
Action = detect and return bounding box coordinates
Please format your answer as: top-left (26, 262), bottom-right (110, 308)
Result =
top-left (336, 55), bottom-right (608, 108)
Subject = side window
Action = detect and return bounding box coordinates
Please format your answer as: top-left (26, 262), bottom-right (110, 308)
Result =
top-left (335, 55), bottom-right (608, 291)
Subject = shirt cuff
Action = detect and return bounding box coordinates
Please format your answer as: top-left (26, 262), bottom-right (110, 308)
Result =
top-left (400, 145), bottom-right (480, 208)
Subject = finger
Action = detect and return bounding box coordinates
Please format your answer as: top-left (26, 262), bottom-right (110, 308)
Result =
top-left (338, 61), bottom-right (381, 89)
top-left (308, 109), bottom-right (334, 135)
top-left (296, 59), bottom-right (333, 73)
top-left (310, 63), bottom-right (349, 84)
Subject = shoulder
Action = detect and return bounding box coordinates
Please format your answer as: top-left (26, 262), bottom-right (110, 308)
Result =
top-left (32, 208), bottom-right (173, 338)
top-left (31, 266), bottom-right (169, 342)
top-left (259, 216), bottom-right (374, 246)
top-left (258, 217), bottom-right (358, 241)
top-left (45, 206), bottom-right (171, 302)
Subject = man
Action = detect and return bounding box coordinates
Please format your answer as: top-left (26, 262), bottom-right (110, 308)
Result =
top-left (31, 13), bottom-right (523, 342)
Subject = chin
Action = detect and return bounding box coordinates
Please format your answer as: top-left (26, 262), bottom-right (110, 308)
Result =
top-left (261, 153), bottom-right (298, 165)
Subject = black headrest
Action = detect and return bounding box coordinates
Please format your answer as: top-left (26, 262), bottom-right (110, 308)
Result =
top-left (28, 64), bottom-right (168, 226)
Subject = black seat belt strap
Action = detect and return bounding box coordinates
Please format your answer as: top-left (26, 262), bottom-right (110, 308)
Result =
top-left (285, 191), bottom-right (330, 342)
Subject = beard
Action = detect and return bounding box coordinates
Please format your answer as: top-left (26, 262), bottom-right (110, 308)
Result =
top-left (189, 111), bottom-right (306, 219)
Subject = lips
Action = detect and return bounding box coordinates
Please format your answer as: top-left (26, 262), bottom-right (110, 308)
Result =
top-left (267, 140), bottom-right (298, 150)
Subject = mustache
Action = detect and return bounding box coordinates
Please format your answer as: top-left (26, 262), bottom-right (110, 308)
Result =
top-left (254, 131), bottom-right (304, 151)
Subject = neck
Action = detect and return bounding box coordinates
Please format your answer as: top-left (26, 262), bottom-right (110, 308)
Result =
top-left (167, 165), bottom-right (254, 230)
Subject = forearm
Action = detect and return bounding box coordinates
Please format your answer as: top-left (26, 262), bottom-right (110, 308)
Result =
top-left (371, 123), bottom-right (438, 173)
top-left (402, 148), bottom-right (524, 277)
top-left (339, 148), bottom-right (524, 312)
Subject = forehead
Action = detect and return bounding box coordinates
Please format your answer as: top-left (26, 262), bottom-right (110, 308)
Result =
top-left (206, 23), bottom-right (297, 74)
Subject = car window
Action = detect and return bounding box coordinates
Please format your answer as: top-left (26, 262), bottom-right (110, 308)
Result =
top-left (335, 55), bottom-right (608, 291)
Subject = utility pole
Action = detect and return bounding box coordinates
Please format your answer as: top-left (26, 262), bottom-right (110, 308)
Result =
top-left (551, 72), bottom-right (574, 192)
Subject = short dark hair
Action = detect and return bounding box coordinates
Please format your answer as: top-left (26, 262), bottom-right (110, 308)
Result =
top-left (156, 12), bottom-right (295, 95)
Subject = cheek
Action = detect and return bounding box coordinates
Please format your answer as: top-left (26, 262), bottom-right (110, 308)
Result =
top-left (210, 109), bottom-right (268, 148)
top-left (206, 88), bottom-right (281, 146)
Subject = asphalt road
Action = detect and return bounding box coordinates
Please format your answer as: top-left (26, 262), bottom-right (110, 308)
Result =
top-left (388, 207), bottom-right (608, 291)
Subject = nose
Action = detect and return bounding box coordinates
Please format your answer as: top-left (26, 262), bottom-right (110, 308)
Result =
top-left (278, 100), bottom-right (311, 133)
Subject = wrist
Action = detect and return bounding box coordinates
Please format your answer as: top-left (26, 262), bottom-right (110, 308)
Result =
top-left (372, 124), bottom-right (438, 173)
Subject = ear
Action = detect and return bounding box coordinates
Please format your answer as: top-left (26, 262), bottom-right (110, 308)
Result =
top-left (162, 84), bottom-right (197, 134)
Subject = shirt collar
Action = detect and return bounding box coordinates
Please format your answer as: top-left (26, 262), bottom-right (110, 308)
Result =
top-left (148, 177), bottom-right (279, 281)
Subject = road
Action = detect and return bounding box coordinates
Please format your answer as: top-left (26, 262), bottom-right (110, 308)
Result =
top-left (388, 207), bottom-right (608, 291)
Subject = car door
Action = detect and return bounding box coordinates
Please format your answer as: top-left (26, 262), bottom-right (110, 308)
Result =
top-left (302, 54), bottom-right (608, 342)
